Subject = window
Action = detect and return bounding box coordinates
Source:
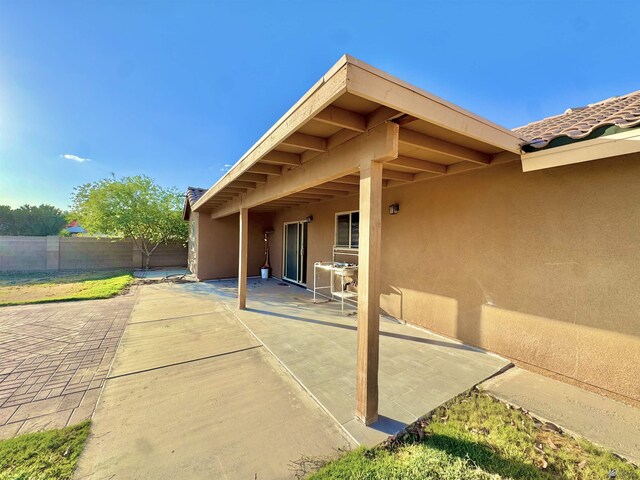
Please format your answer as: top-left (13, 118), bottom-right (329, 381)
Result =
top-left (335, 211), bottom-right (359, 248)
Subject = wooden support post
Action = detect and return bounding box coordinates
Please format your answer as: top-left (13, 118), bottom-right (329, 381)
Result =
top-left (355, 157), bottom-right (383, 425)
top-left (238, 208), bottom-right (248, 310)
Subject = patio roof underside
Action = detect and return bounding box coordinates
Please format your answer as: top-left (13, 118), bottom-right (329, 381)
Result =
top-left (193, 57), bottom-right (524, 216)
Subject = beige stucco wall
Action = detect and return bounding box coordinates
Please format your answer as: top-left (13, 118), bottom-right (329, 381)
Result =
top-left (194, 211), bottom-right (274, 280)
top-left (264, 153), bottom-right (640, 404)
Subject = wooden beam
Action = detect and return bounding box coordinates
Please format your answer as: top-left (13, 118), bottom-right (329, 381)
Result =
top-left (389, 155), bottom-right (447, 174)
top-left (446, 161), bottom-right (486, 175)
top-left (304, 187), bottom-right (350, 196)
top-left (332, 175), bottom-right (360, 185)
top-left (382, 169), bottom-right (414, 182)
top-left (394, 114), bottom-right (419, 126)
top-left (211, 121), bottom-right (398, 219)
top-left (205, 199), bottom-right (228, 208)
top-left (445, 151), bottom-right (519, 175)
top-left (288, 192), bottom-right (334, 200)
top-left (262, 151), bottom-right (301, 166)
top-left (281, 132), bottom-right (327, 152)
top-left (301, 129), bottom-right (360, 164)
top-left (366, 106), bottom-right (402, 129)
top-left (314, 105), bottom-right (365, 132)
top-left (268, 198), bottom-right (306, 204)
top-left (209, 194), bottom-right (236, 199)
top-left (231, 180), bottom-right (257, 189)
top-left (283, 200), bottom-right (323, 206)
top-left (265, 204), bottom-right (305, 210)
top-left (385, 151), bottom-right (520, 189)
top-left (239, 172), bottom-right (268, 183)
top-left (248, 163), bottom-right (282, 175)
top-left (314, 182), bottom-right (358, 192)
top-left (355, 157), bottom-right (382, 426)
top-left (399, 128), bottom-right (491, 165)
top-left (224, 187), bottom-right (249, 194)
top-left (238, 208), bottom-right (248, 310)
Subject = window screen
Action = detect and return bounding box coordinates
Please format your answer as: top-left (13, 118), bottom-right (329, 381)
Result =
top-left (350, 212), bottom-right (359, 248)
top-left (335, 211), bottom-right (359, 248)
top-left (336, 214), bottom-right (350, 246)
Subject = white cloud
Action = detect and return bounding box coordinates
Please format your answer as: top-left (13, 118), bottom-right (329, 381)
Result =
top-left (61, 154), bottom-right (90, 163)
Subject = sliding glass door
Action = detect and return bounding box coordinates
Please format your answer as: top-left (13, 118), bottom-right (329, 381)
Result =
top-left (283, 221), bottom-right (308, 285)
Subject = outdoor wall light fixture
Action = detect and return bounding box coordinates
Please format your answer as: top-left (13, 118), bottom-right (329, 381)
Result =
top-left (388, 203), bottom-right (400, 215)
top-left (306, 215), bottom-right (314, 223)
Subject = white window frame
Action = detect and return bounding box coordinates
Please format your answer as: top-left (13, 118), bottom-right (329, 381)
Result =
top-left (334, 210), bottom-right (359, 249)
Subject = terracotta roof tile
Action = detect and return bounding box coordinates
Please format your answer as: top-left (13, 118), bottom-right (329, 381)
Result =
top-left (514, 89), bottom-right (640, 149)
top-left (186, 186), bottom-right (207, 206)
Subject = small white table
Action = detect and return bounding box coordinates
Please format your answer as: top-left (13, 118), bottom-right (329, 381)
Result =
top-left (313, 262), bottom-right (358, 313)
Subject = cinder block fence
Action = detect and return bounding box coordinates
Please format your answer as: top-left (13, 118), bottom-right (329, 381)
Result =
top-left (0, 236), bottom-right (187, 271)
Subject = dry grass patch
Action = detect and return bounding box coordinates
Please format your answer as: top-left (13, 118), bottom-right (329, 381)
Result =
top-left (0, 270), bottom-right (133, 306)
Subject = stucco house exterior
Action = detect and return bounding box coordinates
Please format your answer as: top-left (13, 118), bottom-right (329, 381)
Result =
top-left (184, 55), bottom-right (640, 424)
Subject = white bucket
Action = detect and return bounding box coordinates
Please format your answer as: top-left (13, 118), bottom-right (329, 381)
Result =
top-left (260, 267), bottom-right (269, 279)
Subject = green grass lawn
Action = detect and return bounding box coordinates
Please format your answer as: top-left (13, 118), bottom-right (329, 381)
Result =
top-left (307, 392), bottom-right (639, 480)
top-left (0, 421), bottom-right (90, 480)
top-left (0, 270), bottom-right (134, 306)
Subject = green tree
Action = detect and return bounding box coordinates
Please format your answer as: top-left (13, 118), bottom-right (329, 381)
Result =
top-left (71, 175), bottom-right (188, 269)
top-left (0, 204), bottom-right (67, 236)
top-left (0, 205), bottom-right (13, 235)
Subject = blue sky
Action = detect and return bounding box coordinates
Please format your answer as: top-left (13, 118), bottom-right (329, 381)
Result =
top-left (1, 1), bottom-right (638, 210)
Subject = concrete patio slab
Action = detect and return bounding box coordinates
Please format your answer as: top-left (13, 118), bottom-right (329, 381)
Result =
top-left (482, 367), bottom-right (640, 463)
top-left (202, 278), bottom-right (511, 445)
top-left (109, 311), bottom-right (259, 377)
top-left (76, 348), bottom-right (352, 480)
top-left (75, 282), bottom-right (353, 479)
top-left (128, 291), bottom-right (224, 323)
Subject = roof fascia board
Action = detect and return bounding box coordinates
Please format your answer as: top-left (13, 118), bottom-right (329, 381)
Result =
top-left (182, 198), bottom-right (190, 221)
top-left (193, 56), bottom-right (350, 212)
top-left (521, 129), bottom-right (640, 172)
top-left (344, 59), bottom-right (523, 154)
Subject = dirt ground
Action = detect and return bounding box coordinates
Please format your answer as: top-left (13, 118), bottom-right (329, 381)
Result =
top-left (0, 282), bottom-right (91, 304)
top-left (0, 271), bottom-right (132, 306)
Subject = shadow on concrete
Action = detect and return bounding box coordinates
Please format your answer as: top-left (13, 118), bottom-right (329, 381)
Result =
top-left (369, 416), bottom-right (407, 435)
top-left (246, 307), bottom-right (483, 353)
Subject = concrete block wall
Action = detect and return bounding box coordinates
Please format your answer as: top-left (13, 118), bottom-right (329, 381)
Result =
top-left (0, 237), bottom-right (48, 271)
top-left (149, 243), bottom-right (188, 268)
top-left (0, 236), bottom-right (187, 272)
top-left (46, 237), bottom-right (60, 270)
top-left (59, 237), bottom-right (134, 270)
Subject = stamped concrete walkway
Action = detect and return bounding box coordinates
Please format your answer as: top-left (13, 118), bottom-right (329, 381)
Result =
top-left (75, 282), bottom-right (353, 479)
top-left (0, 292), bottom-right (135, 439)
